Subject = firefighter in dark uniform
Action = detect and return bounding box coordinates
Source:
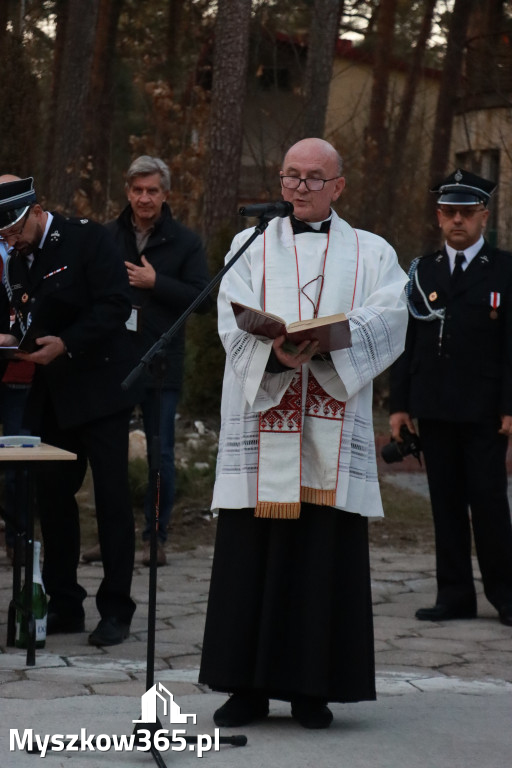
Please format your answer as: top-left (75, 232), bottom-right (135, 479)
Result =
top-left (389, 169), bottom-right (512, 627)
top-left (0, 176), bottom-right (139, 646)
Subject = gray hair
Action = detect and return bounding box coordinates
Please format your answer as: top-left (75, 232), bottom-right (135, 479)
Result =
top-left (125, 156), bottom-right (171, 192)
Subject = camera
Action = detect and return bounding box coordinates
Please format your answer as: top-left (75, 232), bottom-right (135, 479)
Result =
top-left (381, 425), bottom-right (422, 464)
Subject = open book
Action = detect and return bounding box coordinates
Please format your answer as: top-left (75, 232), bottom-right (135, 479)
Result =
top-left (231, 301), bottom-right (352, 354)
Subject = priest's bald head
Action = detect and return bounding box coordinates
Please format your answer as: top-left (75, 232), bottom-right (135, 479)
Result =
top-left (280, 138), bottom-right (345, 223)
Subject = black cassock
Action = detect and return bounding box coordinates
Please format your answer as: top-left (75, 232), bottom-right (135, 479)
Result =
top-left (199, 503), bottom-right (376, 704)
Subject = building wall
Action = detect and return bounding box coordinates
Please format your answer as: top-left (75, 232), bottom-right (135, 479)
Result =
top-left (325, 55), bottom-right (440, 178)
top-left (452, 108), bottom-right (512, 249)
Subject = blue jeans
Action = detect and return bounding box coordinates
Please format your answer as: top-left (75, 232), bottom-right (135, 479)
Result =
top-left (0, 384), bottom-right (31, 548)
top-left (141, 388), bottom-right (180, 544)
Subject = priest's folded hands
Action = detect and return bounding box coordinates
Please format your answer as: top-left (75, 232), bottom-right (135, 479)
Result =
top-left (273, 334), bottom-right (319, 368)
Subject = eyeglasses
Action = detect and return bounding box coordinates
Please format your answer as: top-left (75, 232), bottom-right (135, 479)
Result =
top-left (438, 206), bottom-right (486, 219)
top-left (280, 176), bottom-right (340, 192)
top-left (0, 208), bottom-right (31, 243)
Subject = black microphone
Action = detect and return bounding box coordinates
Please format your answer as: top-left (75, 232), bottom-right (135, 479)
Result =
top-left (239, 201), bottom-right (293, 219)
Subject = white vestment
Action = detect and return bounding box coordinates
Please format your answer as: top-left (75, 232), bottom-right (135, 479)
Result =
top-left (212, 211), bottom-right (408, 518)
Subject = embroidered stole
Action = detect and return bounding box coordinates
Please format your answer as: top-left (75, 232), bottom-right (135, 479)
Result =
top-left (255, 217), bottom-right (359, 519)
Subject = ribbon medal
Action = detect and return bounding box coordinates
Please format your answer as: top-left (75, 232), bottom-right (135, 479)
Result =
top-left (490, 292), bottom-right (500, 320)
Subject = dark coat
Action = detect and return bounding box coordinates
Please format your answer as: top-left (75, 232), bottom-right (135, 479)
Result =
top-left (105, 203), bottom-right (211, 391)
top-left (389, 241), bottom-right (512, 422)
top-left (6, 212), bottom-right (138, 430)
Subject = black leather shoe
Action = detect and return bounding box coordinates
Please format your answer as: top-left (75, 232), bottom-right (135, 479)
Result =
top-left (415, 604), bottom-right (476, 621)
top-left (213, 693), bottom-right (269, 727)
top-left (47, 612), bottom-right (85, 635)
top-left (498, 606), bottom-right (512, 626)
top-left (291, 697), bottom-right (333, 729)
top-left (88, 617), bottom-right (130, 647)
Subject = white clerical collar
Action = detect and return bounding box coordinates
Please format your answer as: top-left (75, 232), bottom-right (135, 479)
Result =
top-left (306, 213), bottom-right (332, 231)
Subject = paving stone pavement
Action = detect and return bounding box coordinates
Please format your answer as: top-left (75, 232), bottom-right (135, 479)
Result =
top-left (1, 514), bottom-right (511, 767)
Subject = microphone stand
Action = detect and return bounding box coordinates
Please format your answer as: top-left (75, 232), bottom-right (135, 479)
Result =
top-left (122, 214), bottom-right (272, 767)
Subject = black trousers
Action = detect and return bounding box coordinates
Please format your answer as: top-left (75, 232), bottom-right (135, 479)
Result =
top-left (419, 418), bottom-right (512, 612)
top-left (37, 404), bottom-right (136, 625)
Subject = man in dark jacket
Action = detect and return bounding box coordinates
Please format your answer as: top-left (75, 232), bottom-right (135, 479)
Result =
top-left (389, 169), bottom-right (512, 627)
top-left (104, 156), bottom-right (210, 566)
top-left (0, 175), bottom-right (138, 646)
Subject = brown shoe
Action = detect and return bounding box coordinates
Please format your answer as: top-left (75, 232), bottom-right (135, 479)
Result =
top-left (142, 541), bottom-right (167, 567)
top-left (81, 543), bottom-right (102, 563)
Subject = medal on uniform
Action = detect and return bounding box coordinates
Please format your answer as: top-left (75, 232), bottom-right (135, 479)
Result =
top-left (490, 291), bottom-right (500, 319)
top-left (429, 291), bottom-right (437, 302)
top-left (21, 292), bottom-right (29, 304)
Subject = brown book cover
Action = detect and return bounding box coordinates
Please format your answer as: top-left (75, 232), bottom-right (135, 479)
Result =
top-left (231, 301), bottom-right (352, 354)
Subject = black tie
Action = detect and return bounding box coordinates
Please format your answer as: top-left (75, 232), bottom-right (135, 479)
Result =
top-left (451, 251), bottom-right (465, 283)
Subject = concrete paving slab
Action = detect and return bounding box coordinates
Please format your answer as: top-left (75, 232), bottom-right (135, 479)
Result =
top-left (2, 536), bottom-right (512, 768)
top-left (2, 688), bottom-right (511, 768)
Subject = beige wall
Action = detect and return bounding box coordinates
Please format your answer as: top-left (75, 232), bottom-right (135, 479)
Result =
top-left (326, 56), bottom-right (440, 176)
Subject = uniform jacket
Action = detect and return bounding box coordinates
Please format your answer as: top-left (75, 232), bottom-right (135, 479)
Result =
top-left (105, 203), bottom-right (211, 391)
top-left (5, 212), bottom-right (138, 430)
top-left (389, 240), bottom-right (512, 422)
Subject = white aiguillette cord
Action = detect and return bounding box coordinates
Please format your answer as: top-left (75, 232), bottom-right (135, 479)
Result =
top-left (405, 257), bottom-right (446, 354)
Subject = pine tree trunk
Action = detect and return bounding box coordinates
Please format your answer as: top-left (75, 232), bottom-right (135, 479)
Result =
top-left (301, 0), bottom-right (344, 139)
top-left (45, 0), bottom-right (101, 211)
top-left (202, 0), bottom-right (252, 244)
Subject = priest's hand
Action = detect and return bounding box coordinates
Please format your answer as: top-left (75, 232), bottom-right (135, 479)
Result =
top-left (272, 335), bottom-right (320, 369)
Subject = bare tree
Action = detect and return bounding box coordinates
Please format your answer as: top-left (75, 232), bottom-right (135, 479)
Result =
top-left (379, 0), bottom-right (437, 239)
top-left (423, 0), bottom-right (476, 249)
top-left (202, 0), bottom-right (252, 243)
top-left (0, 21), bottom-right (39, 175)
top-left (301, 0), bottom-right (344, 139)
top-left (81, 0), bottom-right (125, 218)
top-left (360, 0), bottom-right (397, 234)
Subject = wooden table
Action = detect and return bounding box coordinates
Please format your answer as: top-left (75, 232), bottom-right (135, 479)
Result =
top-left (1, 443), bottom-right (76, 665)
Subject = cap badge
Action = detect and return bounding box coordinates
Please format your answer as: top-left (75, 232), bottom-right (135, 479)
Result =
top-left (454, 169), bottom-right (463, 182)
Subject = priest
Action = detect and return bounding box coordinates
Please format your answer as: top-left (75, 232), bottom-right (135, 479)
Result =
top-left (199, 138), bottom-right (408, 729)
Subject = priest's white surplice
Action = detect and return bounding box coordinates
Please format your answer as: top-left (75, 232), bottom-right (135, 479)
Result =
top-left (212, 211), bottom-right (408, 518)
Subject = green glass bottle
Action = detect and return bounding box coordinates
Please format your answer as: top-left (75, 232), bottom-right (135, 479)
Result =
top-left (15, 540), bottom-right (48, 649)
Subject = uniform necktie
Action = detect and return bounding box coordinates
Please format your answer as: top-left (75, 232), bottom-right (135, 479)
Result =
top-left (451, 251), bottom-right (465, 283)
